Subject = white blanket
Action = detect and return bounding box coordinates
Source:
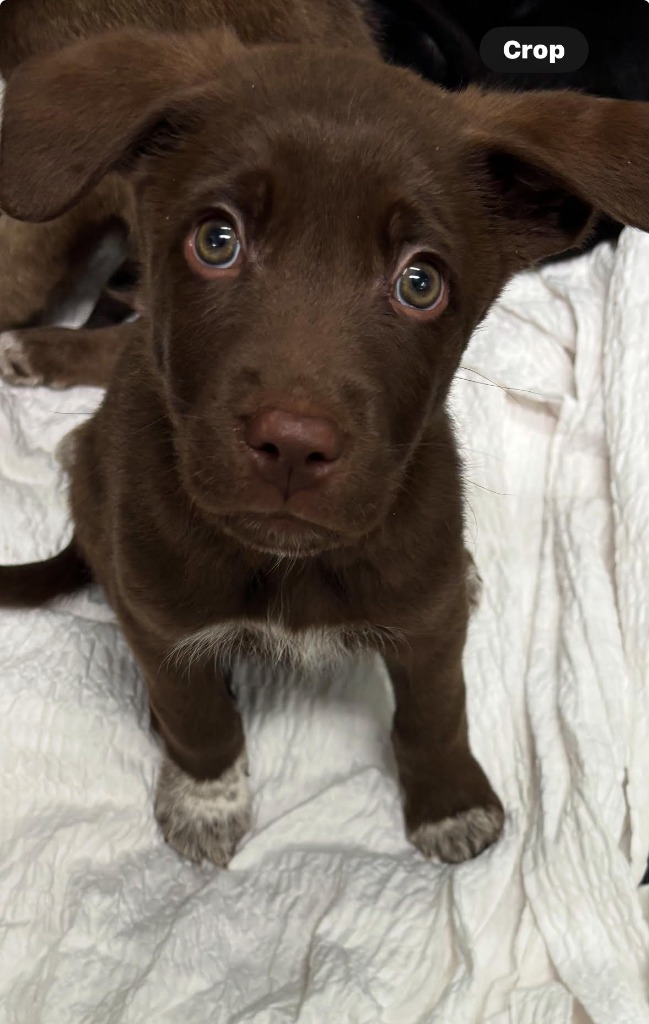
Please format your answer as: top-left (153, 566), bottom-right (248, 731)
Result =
top-left (2, 229), bottom-right (649, 1024)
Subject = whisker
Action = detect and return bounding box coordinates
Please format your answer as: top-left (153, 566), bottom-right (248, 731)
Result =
top-left (456, 366), bottom-right (547, 403)
top-left (465, 479), bottom-right (512, 498)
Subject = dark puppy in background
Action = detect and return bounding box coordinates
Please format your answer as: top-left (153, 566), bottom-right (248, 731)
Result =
top-left (1, 0), bottom-right (649, 868)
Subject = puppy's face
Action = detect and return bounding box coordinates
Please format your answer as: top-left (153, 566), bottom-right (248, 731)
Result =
top-left (136, 51), bottom-right (502, 556)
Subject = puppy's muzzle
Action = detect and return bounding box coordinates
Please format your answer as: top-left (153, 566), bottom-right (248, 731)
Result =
top-left (244, 408), bottom-right (344, 499)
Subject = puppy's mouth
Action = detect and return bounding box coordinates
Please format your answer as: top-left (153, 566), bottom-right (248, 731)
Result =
top-left (219, 510), bottom-right (345, 556)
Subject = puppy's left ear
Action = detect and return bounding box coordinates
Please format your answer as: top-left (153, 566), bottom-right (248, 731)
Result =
top-left (0, 28), bottom-right (243, 222)
top-left (458, 87), bottom-right (649, 267)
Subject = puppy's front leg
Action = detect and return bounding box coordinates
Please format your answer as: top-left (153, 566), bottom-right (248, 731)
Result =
top-left (0, 320), bottom-right (139, 389)
top-left (387, 622), bottom-right (504, 863)
top-left (131, 637), bottom-right (251, 867)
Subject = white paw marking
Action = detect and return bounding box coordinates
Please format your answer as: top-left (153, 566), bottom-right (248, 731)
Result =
top-left (410, 805), bottom-right (504, 863)
top-left (0, 331), bottom-right (41, 386)
top-left (154, 752), bottom-right (251, 867)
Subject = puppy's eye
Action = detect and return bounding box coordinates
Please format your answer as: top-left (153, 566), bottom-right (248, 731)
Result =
top-left (185, 217), bottom-right (243, 276)
top-left (395, 258), bottom-right (445, 314)
top-left (194, 219), bottom-right (241, 267)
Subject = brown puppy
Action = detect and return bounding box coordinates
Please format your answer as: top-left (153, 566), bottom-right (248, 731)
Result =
top-left (2, 14), bottom-right (649, 867)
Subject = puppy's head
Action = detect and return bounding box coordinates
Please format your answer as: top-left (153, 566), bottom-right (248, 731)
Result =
top-left (3, 30), bottom-right (649, 556)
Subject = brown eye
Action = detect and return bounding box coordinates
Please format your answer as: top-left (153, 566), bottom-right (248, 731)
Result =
top-left (395, 259), bottom-right (445, 312)
top-left (189, 217), bottom-right (242, 271)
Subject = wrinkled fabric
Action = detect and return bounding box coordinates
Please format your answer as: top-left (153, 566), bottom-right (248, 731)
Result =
top-left (1, 229), bottom-right (649, 1024)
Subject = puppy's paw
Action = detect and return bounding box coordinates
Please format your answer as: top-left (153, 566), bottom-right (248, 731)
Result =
top-left (154, 753), bottom-right (251, 867)
top-left (410, 804), bottom-right (504, 864)
top-left (0, 331), bottom-right (43, 386)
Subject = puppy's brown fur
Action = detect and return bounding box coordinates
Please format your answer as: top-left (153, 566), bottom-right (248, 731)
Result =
top-left (2, 2), bottom-right (649, 867)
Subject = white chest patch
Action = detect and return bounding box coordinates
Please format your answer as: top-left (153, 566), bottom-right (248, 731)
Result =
top-left (170, 618), bottom-right (404, 675)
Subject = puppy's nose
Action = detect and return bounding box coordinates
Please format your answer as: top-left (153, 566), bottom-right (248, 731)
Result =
top-left (245, 409), bottom-right (344, 496)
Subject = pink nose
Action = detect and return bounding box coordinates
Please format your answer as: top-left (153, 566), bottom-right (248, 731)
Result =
top-left (245, 409), bottom-right (344, 496)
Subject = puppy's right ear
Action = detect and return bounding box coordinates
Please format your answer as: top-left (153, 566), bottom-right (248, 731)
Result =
top-left (0, 29), bottom-right (242, 222)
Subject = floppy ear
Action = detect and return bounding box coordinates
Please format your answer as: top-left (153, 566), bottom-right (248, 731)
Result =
top-left (0, 28), bottom-right (243, 222)
top-left (458, 87), bottom-right (649, 265)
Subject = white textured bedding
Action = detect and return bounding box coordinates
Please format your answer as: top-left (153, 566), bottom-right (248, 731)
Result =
top-left (2, 229), bottom-right (649, 1024)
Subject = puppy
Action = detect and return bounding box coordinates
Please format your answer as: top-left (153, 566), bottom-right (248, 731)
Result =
top-left (1, 9), bottom-right (649, 868)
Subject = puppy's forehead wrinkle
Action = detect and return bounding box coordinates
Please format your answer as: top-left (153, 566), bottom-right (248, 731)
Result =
top-left (179, 90), bottom-right (456, 200)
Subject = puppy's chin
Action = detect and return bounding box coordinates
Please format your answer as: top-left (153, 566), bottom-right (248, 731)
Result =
top-left (217, 512), bottom-right (349, 558)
